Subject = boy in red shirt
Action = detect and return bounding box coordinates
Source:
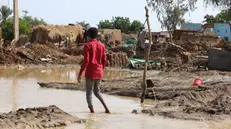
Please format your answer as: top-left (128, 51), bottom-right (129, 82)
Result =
top-left (78, 27), bottom-right (110, 114)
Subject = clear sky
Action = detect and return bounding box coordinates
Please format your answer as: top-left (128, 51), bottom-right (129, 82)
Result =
top-left (1, 0), bottom-right (220, 31)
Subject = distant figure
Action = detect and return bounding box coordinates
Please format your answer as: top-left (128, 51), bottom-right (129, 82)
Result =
top-left (138, 28), bottom-right (147, 51)
top-left (154, 35), bottom-right (158, 44)
top-left (83, 29), bottom-right (89, 43)
top-left (78, 27), bottom-right (110, 114)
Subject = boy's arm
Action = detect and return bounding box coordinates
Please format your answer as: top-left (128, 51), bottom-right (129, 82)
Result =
top-left (102, 46), bottom-right (107, 69)
top-left (78, 45), bottom-right (90, 77)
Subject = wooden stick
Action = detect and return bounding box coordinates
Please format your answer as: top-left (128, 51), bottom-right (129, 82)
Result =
top-left (141, 6), bottom-right (153, 103)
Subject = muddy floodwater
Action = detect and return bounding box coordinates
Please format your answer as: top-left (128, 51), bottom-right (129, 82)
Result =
top-left (0, 67), bottom-right (231, 129)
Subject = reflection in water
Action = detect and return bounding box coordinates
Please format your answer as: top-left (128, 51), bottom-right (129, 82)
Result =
top-left (0, 68), bottom-right (137, 83)
top-left (11, 78), bottom-right (18, 111)
top-left (83, 114), bottom-right (109, 129)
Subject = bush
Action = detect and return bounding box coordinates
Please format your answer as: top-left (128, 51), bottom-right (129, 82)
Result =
top-left (2, 18), bottom-right (31, 41)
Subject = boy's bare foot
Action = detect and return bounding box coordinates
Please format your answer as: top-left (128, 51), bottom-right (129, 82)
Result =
top-left (105, 110), bottom-right (111, 114)
top-left (89, 106), bottom-right (94, 113)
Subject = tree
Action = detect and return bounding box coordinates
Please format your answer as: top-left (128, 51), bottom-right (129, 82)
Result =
top-left (2, 18), bottom-right (31, 40)
top-left (23, 16), bottom-right (46, 26)
top-left (76, 21), bottom-right (90, 28)
top-left (163, 6), bottom-right (186, 31)
top-left (147, 0), bottom-right (188, 39)
top-left (204, 0), bottom-right (231, 9)
top-left (112, 17), bottom-right (131, 33)
top-left (0, 5), bottom-right (12, 23)
top-left (130, 20), bottom-right (144, 32)
top-left (203, 9), bottom-right (231, 23)
top-left (203, 14), bottom-right (218, 24)
top-left (98, 17), bottom-right (143, 33)
top-left (22, 10), bottom-right (47, 27)
top-left (98, 20), bottom-right (113, 29)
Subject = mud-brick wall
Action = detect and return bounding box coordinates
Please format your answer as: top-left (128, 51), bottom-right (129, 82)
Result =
top-left (176, 33), bottom-right (221, 47)
top-left (106, 52), bottom-right (130, 67)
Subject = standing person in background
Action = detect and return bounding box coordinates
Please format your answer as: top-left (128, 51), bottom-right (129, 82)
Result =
top-left (77, 27), bottom-right (111, 114)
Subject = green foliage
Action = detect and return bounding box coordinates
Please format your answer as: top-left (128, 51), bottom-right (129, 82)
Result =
top-left (204, 0), bottom-right (231, 9)
top-left (22, 10), bottom-right (47, 27)
top-left (204, 10), bottom-right (231, 23)
top-left (19, 18), bottom-right (31, 35)
top-left (76, 21), bottom-right (90, 28)
top-left (1, 19), bottom-right (14, 40)
top-left (23, 16), bottom-right (46, 26)
top-left (163, 6), bottom-right (187, 31)
top-left (98, 20), bottom-right (113, 29)
top-left (0, 5), bottom-right (12, 23)
top-left (130, 20), bottom-right (144, 32)
top-left (98, 17), bottom-right (143, 33)
top-left (2, 18), bottom-right (31, 40)
top-left (112, 17), bottom-right (131, 33)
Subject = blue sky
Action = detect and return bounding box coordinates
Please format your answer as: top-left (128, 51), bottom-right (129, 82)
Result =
top-left (1, 0), bottom-right (220, 31)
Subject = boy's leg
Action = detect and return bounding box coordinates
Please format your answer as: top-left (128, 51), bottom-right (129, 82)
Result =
top-left (93, 80), bottom-right (110, 113)
top-left (86, 78), bottom-right (94, 113)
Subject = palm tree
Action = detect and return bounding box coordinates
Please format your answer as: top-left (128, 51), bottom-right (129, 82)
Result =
top-left (76, 21), bottom-right (90, 28)
top-left (0, 5), bottom-right (13, 23)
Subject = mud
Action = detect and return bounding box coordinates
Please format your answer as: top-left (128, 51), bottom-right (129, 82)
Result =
top-left (38, 76), bottom-right (143, 97)
top-left (0, 105), bottom-right (84, 129)
top-left (38, 70), bottom-right (231, 121)
top-left (184, 94), bottom-right (231, 115)
top-left (138, 71), bottom-right (231, 121)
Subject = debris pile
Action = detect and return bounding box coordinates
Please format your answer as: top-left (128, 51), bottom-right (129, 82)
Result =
top-left (148, 31), bottom-right (225, 71)
top-left (0, 105), bottom-right (83, 129)
top-left (31, 24), bottom-right (84, 44)
top-left (137, 71), bottom-right (231, 120)
top-left (111, 46), bottom-right (136, 58)
top-left (106, 51), bottom-right (130, 67)
top-left (0, 43), bottom-right (83, 65)
top-left (184, 94), bottom-right (231, 115)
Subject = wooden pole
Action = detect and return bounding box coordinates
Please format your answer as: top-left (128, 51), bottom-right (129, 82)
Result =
top-left (13, 0), bottom-right (19, 41)
top-left (141, 6), bottom-right (153, 103)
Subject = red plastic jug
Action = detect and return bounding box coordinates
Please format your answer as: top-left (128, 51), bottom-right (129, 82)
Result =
top-left (193, 78), bottom-right (203, 86)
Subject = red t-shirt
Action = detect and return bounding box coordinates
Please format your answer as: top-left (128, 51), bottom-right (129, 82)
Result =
top-left (78, 39), bottom-right (106, 79)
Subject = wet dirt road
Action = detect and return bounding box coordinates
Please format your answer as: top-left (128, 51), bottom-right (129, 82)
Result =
top-left (0, 67), bottom-right (230, 129)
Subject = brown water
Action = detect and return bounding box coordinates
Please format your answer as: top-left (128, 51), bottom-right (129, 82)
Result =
top-left (0, 67), bottom-right (230, 129)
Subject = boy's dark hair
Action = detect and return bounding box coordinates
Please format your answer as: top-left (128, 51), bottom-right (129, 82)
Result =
top-left (88, 27), bottom-right (98, 39)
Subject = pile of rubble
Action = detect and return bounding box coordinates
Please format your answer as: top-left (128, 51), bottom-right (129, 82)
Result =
top-left (147, 30), bottom-right (225, 71)
top-left (31, 24), bottom-right (83, 44)
top-left (106, 51), bottom-right (129, 67)
top-left (0, 43), bottom-right (83, 65)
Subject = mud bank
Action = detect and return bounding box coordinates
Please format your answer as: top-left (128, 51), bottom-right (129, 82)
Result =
top-left (138, 71), bottom-right (231, 120)
top-left (38, 75), bottom-right (143, 97)
top-left (140, 84), bottom-right (231, 121)
top-left (0, 105), bottom-right (84, 129)
top-left (38, 70), bottom-right (231, 121)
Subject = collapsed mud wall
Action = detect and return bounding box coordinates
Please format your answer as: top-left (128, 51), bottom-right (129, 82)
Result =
top-left (31, 25), bottom-right (84, 44)
top-left (175, 32), bottom-right (223, 48)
